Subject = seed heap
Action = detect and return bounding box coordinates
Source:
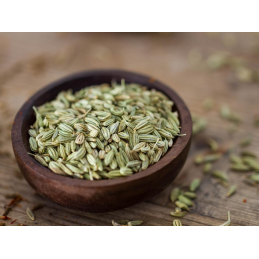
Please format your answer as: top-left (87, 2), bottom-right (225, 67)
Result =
top-left (28, 81), bottom-right (185, 180)
top-left (229, 151), bottom-right (259, 185)
top-left (170, 178), bottom-right (200, 222)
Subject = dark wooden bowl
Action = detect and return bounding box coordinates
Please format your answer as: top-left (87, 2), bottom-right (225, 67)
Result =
top-left (11, 69), bottom-right (192, 213)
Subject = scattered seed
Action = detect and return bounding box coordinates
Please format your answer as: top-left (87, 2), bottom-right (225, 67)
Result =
top-left (26, 207), bottom-right (35, 221)
top-left (250, 174), bottom-right (259, 182)
top-left (127, 220), bottom-right (143, 226)
top-left (227, 185), bottom-right (237, 197)
top-left (212, 170), bottom-right (228, 183)
top-left (175, 201), bottom-right (189, 211)
top-left (190, 178), bottom-right (201, 192)
top-left (183, 192), bottom-right (197, 199)
top-left (170, 211), bottom-right (186, 218)
top-left (194, 154), bottom-right (204, 165)
top-left (230, 163), bottom-right (251, 172)
top-left (203, 153), bottom-right (221, 163)
top-left (207, 138), bottom-right (219, 152)
top-left (170, 188), bottom-right (180, 202)
top-left (203, 162), bottom-right (212, 174)
top-left (173, 219), bottom-right (182, 226)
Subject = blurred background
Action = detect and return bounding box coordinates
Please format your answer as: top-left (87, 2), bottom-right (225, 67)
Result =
top-left (0, 32), bottom-right (259, 226)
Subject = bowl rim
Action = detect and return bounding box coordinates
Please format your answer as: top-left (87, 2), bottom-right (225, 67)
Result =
top-left (11, 69), bottom-right (192, 188)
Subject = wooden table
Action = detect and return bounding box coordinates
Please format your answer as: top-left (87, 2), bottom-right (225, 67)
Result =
top-left (0, 32), bottom-right (258, 226)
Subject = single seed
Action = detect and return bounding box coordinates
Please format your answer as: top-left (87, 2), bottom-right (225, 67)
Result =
top-left (194, 154), bottom-right (204, 165)
top-left (26, 207), bottom-right (35, 221)
top-left (127, 220), bottom-right (143, 226)
top-left (229, 154), bottom-right (243, 164)
top-left (207, 138), bottom-right (219, 152)
top-left (183, 192), bottom-right (197, 199)
top-left (227, 185), bottom-right (237, 197)
top-left (190, 178), bottom-right (201, 192)
top-left (175, 201), bottom-right (189, 211)
top-left (230, 163), bottom-right (251, 172)
top-left (212, 170), bottom-right (228, 182)
top-left (170, 211), bottom-right (186, 218)
top-left (250, 174), bottom-right (259, 182)
top-left (203, 162), bottom-right (212, 174)
top-left (170, 188), bottom-right (180, 202)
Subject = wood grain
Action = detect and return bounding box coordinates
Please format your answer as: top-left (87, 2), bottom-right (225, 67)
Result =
top-left (0, 32), bottom-right (259, 225)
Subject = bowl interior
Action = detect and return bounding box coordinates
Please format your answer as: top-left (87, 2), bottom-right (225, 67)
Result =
top-left (15, 70), bottom-right (192, 186)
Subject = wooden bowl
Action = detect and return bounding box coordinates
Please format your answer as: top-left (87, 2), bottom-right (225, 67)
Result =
top-left (11, 70), bottom-right (192, 213)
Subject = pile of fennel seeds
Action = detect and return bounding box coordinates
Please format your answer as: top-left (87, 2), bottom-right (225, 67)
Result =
top-left (28, 80), bottom-right (185, 180)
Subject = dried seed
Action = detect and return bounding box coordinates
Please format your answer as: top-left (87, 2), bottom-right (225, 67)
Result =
top-left (170, 188), bottom-right (180, 202)
top-left (175, 201), bottom-right (189, 211)
top-left (250, 174), bottom-right (259, 182)
top-left (173, 219), bottom-right (182, 226)
top-left (26, 207), bottom-right (35, 221)
top-left (178, 195), bottom-right (193, 206)
top-left (132, 142), bottom-right (146, 152)
top-left (229, 154), bottom-right (243, 164)
top-left (120, 167), bottom-right (133, 176)
top-left (32, 154), bottom-right (48, 167)
top-left (49, 161), bottom-right (64, 175)
top-left (190, 178), bottom-right (201, 192)
top-left (243, 157), bottom-right (259, 171)
top-left (29, 137), bottom-right (38, 152)
top-left (126, 160), bottom-right (142, 168)
top-left (58, 162), bottom-right (73, 176)
top-left (230, 163), bottom-right (251, 172)
top-left (104, 150), bottom-right (114, 166)
top-left (207, 138), bottom-right (219, 152)
top-left (203, 153), bottom-right (221, 163)
top-left (127, 220), bottom-right (143, 226)
top-left (194, 154), bottom-right (204, 165)
top-left (212, 170), bottom-right (228, 182)
top-left (227, 185), bottom-right (237, 197)
top-left (183, 192), bottom-right (197, 199)
top-left (75, 133), bottom-right (85, 144)
top-left (170, 211), bottom-right (186, 218)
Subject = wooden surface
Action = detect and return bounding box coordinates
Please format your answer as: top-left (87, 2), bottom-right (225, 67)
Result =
top-left (0, 32), bottom-right (259, 226)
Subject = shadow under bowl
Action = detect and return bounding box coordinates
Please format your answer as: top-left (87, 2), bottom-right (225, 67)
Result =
top-left (11, 69), bottom-right (192, 213)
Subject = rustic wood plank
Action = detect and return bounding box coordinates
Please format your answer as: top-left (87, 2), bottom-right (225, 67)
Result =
top-left (0, 32), bottom-right (259, 226)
